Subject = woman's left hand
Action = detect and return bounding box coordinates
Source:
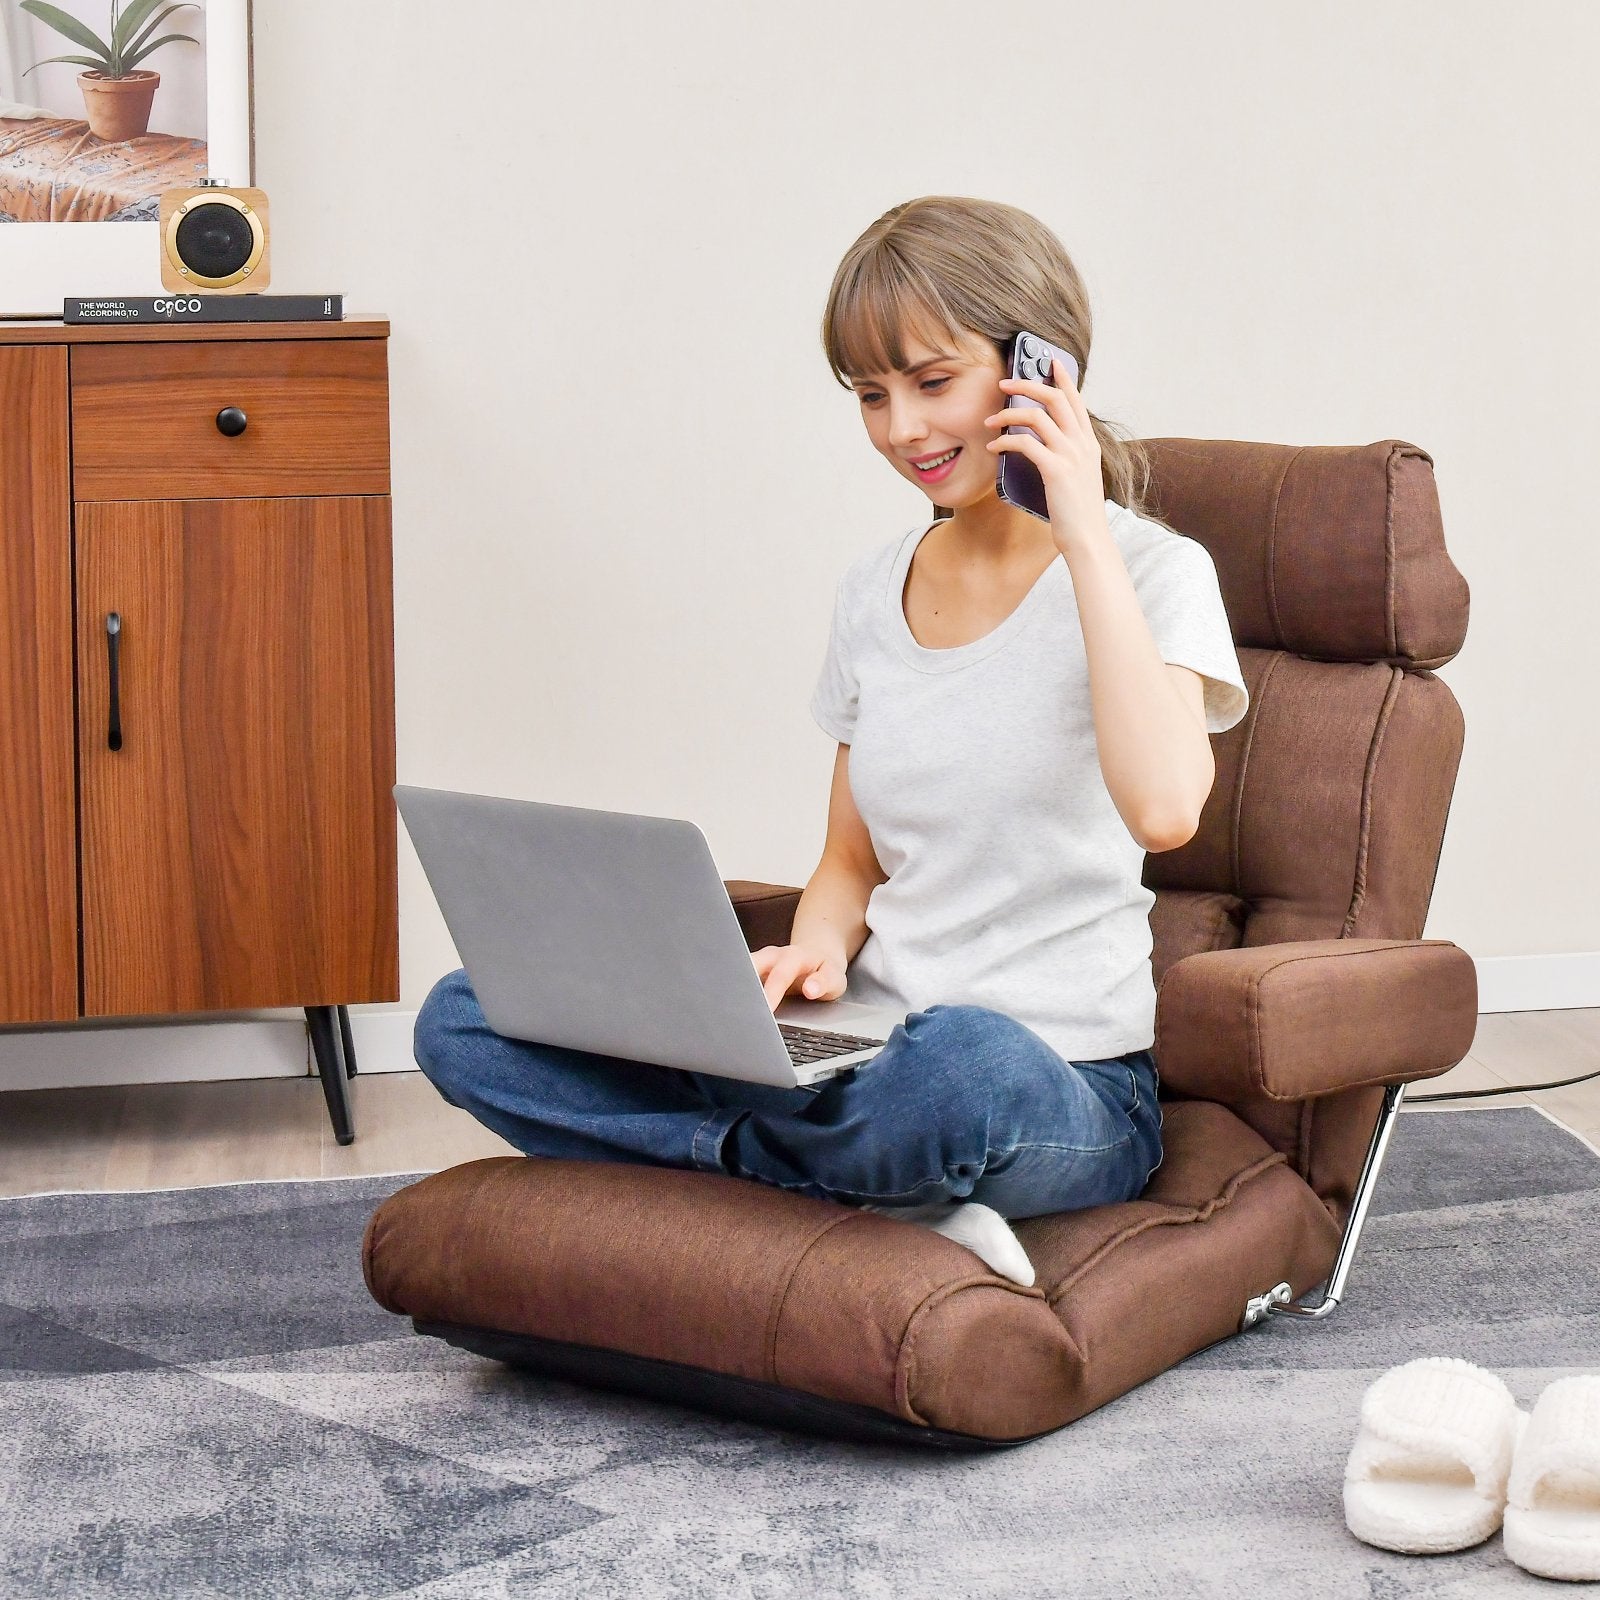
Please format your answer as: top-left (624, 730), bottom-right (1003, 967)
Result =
top-left (984, 371), bottom-right (1109, 559)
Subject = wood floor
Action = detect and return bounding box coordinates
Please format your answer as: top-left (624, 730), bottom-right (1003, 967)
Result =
top-left (1, 1008), bottom-right (1598, 1197)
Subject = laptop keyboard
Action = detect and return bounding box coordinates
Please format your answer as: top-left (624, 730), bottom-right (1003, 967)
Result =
top-left (777, 1022), bottom-right (884, 1067)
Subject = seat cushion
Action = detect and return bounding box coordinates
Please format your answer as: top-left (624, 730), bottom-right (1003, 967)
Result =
top-left (363, 1099), bottom-right (1341, 1443)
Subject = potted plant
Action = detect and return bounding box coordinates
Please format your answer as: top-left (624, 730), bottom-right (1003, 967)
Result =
top-left (20, 0), bottom-right (200, 144)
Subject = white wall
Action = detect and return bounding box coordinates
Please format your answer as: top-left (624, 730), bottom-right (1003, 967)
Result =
top-left (250, 0), bottom-right (1595, 1008)
top-left (8, 1), bottom-right (1595, 1084)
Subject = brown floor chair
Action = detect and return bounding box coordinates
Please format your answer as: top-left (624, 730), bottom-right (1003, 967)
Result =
top-left (363, 437), bottom-right (1477, 1448)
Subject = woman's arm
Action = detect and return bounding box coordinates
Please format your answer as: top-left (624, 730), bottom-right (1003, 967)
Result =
top-left (789, 743), bottom-right (887, 964)
top-left (1066, 522), bottom-right (1215, 852)
top-left (754, 745), bottom-right (884, 1009)
top-left (983, 372), bottom-right (1216, 854)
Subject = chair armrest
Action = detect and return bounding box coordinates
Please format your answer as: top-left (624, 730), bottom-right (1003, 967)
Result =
top-left (723, 879), bottom-right (803, 953)
top-left (1154, 939), bottom-right (1477, 1103)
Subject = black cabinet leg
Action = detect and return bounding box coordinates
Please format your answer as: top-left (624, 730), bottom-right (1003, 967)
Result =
top-left (337, 1004), bottom-right (358, 1078)
top-left (307, 1005), bottom-right (356, 1145)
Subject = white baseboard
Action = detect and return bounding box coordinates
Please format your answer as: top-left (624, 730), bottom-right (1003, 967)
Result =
top-left (1472, 952), bottom-right (1600, 1014)
top-left (0, 952), bottom-right (1594, 1092)
top-left (0, 1007), bottom-right (419, 1092)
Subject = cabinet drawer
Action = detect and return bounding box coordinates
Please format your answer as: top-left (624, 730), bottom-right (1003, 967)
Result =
top-left (70, 338), bottom-right (390, 500)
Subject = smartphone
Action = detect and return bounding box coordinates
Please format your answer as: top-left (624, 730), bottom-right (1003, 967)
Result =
top-left (996, 331), bottom-right (1081, 522)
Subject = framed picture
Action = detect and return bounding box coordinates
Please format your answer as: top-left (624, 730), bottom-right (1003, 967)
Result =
top-left (0, 0), bottom-right (253, 317)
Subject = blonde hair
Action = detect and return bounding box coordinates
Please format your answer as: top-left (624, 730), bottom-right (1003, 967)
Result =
top-left (821, 195), bottom-right (1168, 525)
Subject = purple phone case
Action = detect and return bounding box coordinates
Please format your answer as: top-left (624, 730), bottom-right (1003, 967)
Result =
top-left (997, 332), bottom-right (1081, 522)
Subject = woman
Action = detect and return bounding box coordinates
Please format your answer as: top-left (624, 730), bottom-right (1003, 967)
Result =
top-left (414, 195), bottom-right (1249, 1287)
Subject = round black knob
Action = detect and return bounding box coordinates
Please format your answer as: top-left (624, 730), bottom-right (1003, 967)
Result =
top-left (215, 406), bottom-right (248, 437)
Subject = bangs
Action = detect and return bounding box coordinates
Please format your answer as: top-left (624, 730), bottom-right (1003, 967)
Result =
top-left (827, 251), bottom-right (968, 387)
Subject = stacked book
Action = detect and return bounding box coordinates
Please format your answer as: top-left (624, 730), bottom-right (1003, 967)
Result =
top-left (63, 294), bottom-right (344, 324)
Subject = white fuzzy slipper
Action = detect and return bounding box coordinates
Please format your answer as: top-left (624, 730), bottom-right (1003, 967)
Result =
top-left (1343, 1357), bottom-right (1529, 1554)
top-left (1503, 1374), bottom-right (1600, 1581)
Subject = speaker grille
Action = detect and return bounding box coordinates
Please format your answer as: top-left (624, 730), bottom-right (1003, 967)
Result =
top-left (174, 202), bottom-right (256, 278)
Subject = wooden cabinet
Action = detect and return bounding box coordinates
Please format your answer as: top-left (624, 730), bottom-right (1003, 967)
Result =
top-left (0, 316), bottom-right (397, 1143)
top-left (0, 344), bottom-right (75, 1026)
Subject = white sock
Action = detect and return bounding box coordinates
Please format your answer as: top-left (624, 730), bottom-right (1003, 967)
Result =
top-left (859, 1199), bottom-right (1036, 1287)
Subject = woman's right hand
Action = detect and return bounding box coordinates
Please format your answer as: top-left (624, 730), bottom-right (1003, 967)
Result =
top-left (751, 943), bottom-right (848, 1012)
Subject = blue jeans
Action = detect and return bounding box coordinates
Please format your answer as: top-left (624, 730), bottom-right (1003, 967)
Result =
top-left (412, 968), bottom-right (1164, 1220)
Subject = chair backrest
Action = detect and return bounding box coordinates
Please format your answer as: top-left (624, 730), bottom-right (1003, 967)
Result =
top-left (1141, 437), bottom-right (1469, 959)
top-left (1138, 438), bottom-right (1470, 1219)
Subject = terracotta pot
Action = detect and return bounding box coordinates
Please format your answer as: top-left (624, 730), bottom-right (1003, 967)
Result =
top-left (78, 69), bottom-right (159, 142)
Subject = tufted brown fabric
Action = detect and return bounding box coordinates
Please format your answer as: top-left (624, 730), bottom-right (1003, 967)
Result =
top-left (1146, 654), bottom-right (1465, 948)
top-left (364, 1099), bottom-right (1340, 1441)
top-left (1147, 887), bottom-right (1249, 987)
top-left (1135, 440), bottom-right (1471, 1226)
top-left (363, 437), bottom-right (1475, 1443)
top-left (1155, 940), bottom-right (1479, 1103)
top-left (718, 881), bottom-right (803, 953)
top-left (1138, 438), bottom-right (1468, 667)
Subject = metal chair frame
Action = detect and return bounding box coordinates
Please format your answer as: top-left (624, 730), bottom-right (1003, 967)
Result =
top-left (1241, 1081), bottom-right (1406, 1329)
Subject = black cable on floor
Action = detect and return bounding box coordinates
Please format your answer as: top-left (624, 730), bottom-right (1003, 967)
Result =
top-left (1408, 1063), bottom-right (1600, 1102)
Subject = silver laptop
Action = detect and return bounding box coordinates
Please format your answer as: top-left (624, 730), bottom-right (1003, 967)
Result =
top-left (393, 784), bottom-right (908, 1087)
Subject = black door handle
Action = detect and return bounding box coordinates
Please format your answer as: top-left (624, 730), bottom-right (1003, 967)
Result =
top-left (216, 406), bottom-right (248, 436)
top-left (106, 612), bottom-right (122, 751)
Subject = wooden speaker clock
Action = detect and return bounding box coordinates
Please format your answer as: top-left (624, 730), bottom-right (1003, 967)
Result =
top-left (158, 181), bottom-right (271, 292)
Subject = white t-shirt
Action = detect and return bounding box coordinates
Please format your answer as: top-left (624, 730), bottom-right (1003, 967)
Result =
top-left (808, 498), bottom-right (1249, 1062)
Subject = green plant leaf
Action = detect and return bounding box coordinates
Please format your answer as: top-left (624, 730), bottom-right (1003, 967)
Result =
top-left (122, 2), bottom-right (198, 65)
top-left (18, 2), bottom-right (113, 65)
top-left (121, 29), bottom-right (199, 70)
top-left (112, 0), bottom-right (165, 52)
top-left (20, 52), bottom-right (109, 78)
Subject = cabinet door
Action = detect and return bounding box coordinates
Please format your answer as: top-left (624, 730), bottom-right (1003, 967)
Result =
top-left (0, 346), bottom-right (77, 1022)
top-left (75, 497), bottom-right (398, 1016)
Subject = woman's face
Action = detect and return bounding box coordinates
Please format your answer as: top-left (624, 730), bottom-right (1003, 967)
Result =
top-left (850, 327), bottom-right (1007, 507)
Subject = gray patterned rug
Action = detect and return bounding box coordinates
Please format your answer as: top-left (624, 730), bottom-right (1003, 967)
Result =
top-left (2, 1106), bottom-right (1597, 1599)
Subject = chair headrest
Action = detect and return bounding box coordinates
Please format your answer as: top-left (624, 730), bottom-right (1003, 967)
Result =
top-left (1139, 438), bottom-right (1468, 669)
